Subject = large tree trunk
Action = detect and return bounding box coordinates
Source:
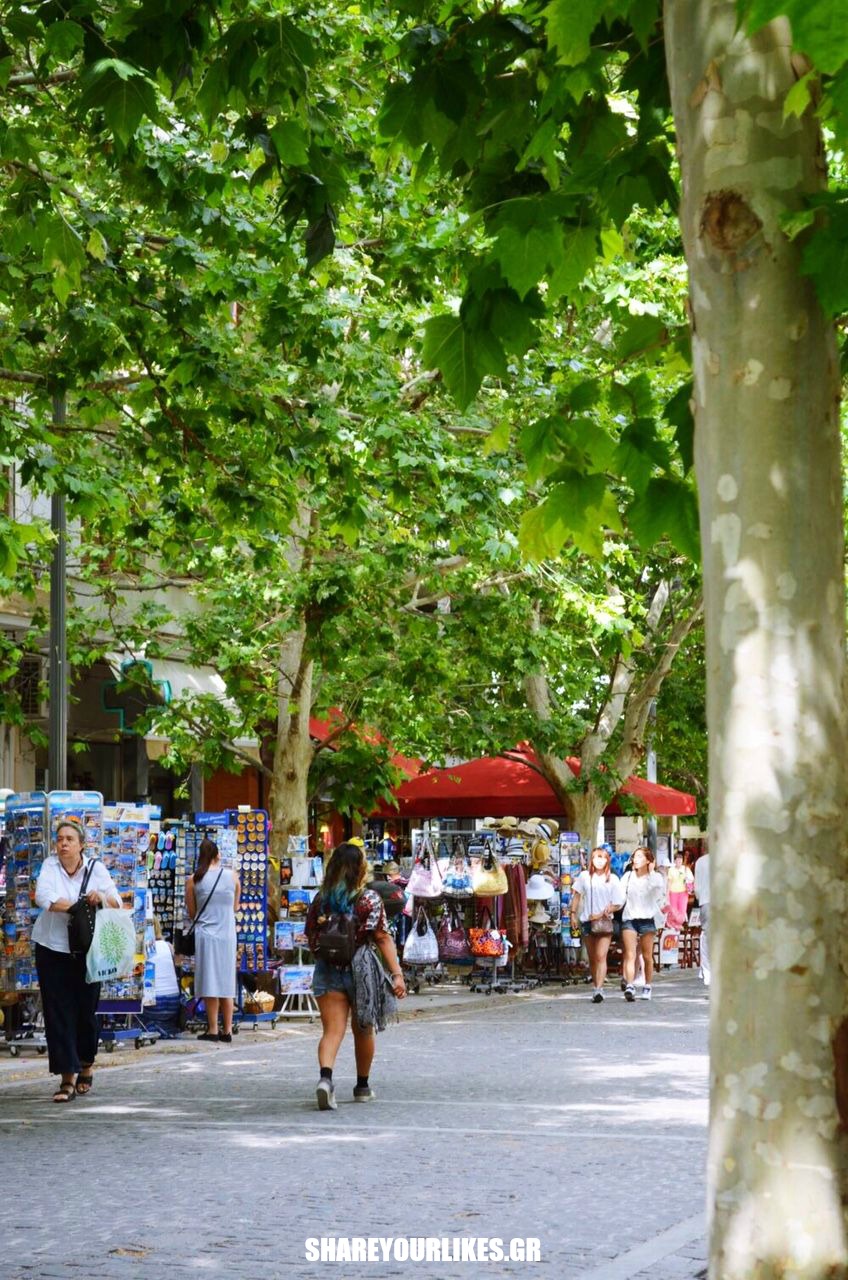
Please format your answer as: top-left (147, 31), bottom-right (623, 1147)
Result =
top-left (666, 5), bottom-right (848, 1276)
top-left (268, 627), bottom-right (314, 856)
top-left (266, 502), bottom-right (318, 915)
top-left (569, 790), bottom-right (605, 850)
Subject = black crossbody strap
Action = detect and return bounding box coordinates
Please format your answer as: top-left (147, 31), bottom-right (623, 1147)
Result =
top-left (189, 868), bottom-right (224, 932)
top-left (78, 858), bottom-right (97, 899)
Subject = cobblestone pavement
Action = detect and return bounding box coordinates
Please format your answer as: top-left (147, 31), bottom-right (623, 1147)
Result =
top-left (1, 973), bottom-right (709, 1280)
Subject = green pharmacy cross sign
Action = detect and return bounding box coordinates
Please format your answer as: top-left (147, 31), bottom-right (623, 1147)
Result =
top-left (101, 660), bottom-right (171, 731)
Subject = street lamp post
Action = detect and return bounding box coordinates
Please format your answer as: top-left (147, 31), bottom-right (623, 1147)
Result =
top-left (47, 391), bottom-right (67, 791)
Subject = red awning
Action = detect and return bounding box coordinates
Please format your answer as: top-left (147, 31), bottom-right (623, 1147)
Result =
top-left (373, 750), bottom-right (697, 819)
top-left (309, 712), bottom-right (423, 779)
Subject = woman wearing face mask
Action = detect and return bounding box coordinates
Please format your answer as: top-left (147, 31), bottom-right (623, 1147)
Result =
top-left (33, 821), bottom-right (122, 1102)
top-left (570, 848), bottom-right (624, 1003)
top-left (620, 846), bottom-right (667, 1002)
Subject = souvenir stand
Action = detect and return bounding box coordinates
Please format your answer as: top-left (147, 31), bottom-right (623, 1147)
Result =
top-left (557, 835), bottom-right (587, 984)
top-left (232, 808), bottom-right (277, 1025)
top-left (401, 827), bottom-right (538, 996)
top-left (96, 802), bottom-right (160, 1051)
top-left (0, 791), bottom-right (158, 1055)
top-left (271, 836), bottom-right (321, 1021)
top-left (466, 831), bottom-right (518, 995)
top-left (1, 792), bottom-right (48, 1054)
top-left (167, 809), bottom-right (271, 1029)
top-left (147, 820), bottom-right (188, 943)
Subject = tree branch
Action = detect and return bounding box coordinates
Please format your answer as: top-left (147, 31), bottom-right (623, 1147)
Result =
top-left (6, 69), bottom-right (78, 88)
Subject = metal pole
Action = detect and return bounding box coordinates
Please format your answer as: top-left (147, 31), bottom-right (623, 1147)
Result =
top-left (48, 392), bottom-right (67, 791)
top-left (646, 698), bottom-right (657, 857)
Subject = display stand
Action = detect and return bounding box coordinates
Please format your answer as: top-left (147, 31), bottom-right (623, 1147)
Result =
top-left (270, 920), bottom-right (318, 1021)
top-left (558, 836), bottom-right (588, 984)
top-left (276, 950), bottom-right (319, 1020)
top-left (96, 802), bottom-right (160, 1050)
top-left (272, 835), bottom-right (320, 1021)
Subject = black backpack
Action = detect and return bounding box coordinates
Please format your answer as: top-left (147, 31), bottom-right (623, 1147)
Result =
top-left (313, 899), bottom-right (358, 967)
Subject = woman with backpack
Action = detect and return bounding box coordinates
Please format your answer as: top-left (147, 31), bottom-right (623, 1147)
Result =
top-left (305, 842), bottom-right (406, 1111)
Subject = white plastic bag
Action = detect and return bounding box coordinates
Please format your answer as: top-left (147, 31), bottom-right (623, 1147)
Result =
top-left (86, 908), bottom-right (137, 984)
top-left (403, 907), bottom-right (439, 965)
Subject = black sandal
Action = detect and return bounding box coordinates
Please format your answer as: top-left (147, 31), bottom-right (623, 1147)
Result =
top-left (53, 1083), bottom-right (76, 1104)
top-left (75, 1072), bottom-right (94, 1096)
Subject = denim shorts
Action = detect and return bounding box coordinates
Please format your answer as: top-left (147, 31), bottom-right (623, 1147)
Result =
top-left (621, 917), bottom-right (656, 936)
top-left (311, 956), bottom-right (355, 1000)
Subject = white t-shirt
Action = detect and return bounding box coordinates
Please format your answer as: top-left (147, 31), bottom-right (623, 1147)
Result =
top-left (152, 938), bottom-right (179, 999)
top-left (694, 854), bottom-right (710, 906)
top-left (621, 869), bottom-right (667, 923)
top-left (32, 856), bottom-right (122, 953)
top-left (573, 870), bottom-right (624, 922)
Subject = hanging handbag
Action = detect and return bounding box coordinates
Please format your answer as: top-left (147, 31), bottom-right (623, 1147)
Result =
top-left (589, 879), bottom-right (614, 936)
top-left (438, 906), bottom-right (470, 961)
top-left (67, 860), bottom-right (98, 956)
top-left (175, 868), bottom-right (224, 956)
top-left (406, 839), bottom-right (444, 899)
top-left (471, 849), bottom-right (508, 897)
top-left (442, 850), bottom-right (474, 898)
top-left (403, 906), bottom-right (439, 964)
top-left (468, 908), bottom-right (505, 957)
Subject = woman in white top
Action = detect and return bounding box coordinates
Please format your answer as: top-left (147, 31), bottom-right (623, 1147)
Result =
top-left (620, 846), bottom-right (667, 1002)
top-left (33, 820), bottom-right (122, 1102)
top-left (570, 848), bottom-right (624, 1003)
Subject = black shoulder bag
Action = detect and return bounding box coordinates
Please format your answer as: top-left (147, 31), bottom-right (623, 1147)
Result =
top-left (175, 868), bottom-right (224, 956)
top-left (67, 860), bottom-right (99, 956)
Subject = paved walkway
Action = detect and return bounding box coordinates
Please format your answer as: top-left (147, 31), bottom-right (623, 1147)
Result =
top-left (0, 972), bottom-right (709, 1279)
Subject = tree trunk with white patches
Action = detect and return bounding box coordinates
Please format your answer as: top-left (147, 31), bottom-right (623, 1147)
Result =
top-left (267, 503), bottom-right (318, 913)
top-left (665, 4), bottom-right (848, 1276)
top-left (267, 628), bottom-right (314, 916)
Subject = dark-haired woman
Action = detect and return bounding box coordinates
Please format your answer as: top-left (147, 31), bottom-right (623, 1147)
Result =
top-left (620, 846), bottom-right (666, 1002)
top-left (305, 841), bottom-right (406, 1111)
top-left (33, 820), bottom-right (122, 1101)
top-left (185, 838), bottom-right (240, 1042)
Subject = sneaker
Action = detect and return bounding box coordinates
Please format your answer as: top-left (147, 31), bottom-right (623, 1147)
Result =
top-left (624, 985), bottom-right (636, 1002)
top-left (353, 1085), bottom-right (375, 1102)
top-left (316, 1079), bottom-right (337, 1111)
top-left (640, 985), bottom-right (652, 1001)
top-left (591, 990), bottom-right (604, 1003)
top-left (218, 1032), bottom-right (233, 1043)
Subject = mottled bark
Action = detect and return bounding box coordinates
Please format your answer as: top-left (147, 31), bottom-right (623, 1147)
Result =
top-left (665, 4), bottom-right (848, 1275)
top-left (266, 504), bottom-right (317, 914)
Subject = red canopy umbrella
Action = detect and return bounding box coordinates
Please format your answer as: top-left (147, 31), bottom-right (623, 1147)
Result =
top-left (373, 749), bottom-right (697, 819)
top-left (309, 713), bottom-right (423, 779)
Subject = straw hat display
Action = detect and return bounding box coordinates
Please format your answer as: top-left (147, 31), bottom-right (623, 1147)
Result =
top-left (525, 874), bottom-right (557, 901)
top-left (529, 902), bottom-right (554, 926)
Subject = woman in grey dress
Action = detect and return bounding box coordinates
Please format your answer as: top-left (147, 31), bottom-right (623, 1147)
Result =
top-left (185, 838), bottom-right (240, 1042)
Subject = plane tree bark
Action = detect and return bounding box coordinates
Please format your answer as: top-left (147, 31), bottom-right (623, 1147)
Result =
top-left (665, 4), bottom-right (848, 1274)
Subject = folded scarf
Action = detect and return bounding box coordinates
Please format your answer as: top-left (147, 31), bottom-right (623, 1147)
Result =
top-left (352, 944), bottom-right (398, 1033)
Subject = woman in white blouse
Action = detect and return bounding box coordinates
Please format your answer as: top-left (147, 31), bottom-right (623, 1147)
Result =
top-left (33, 820), bottom-right (121, 1102)
top-left (620, 846), bottom-right (667, 1002)
top-left (570, 848), bottom-right (624, 1003)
